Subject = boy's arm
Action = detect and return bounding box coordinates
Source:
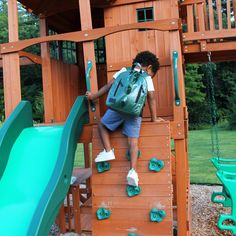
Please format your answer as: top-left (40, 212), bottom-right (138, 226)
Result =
top-left (86, 78), bottom-right (115, 101)
top-left (147, 91), bottom-right (157, 122)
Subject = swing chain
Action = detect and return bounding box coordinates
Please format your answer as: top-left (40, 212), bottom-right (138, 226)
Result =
top-left (206, 52), bottom-right (220, 159)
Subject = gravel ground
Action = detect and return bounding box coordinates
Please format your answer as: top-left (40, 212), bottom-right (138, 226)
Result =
top-left (50, 185), bottom-right (234, 236)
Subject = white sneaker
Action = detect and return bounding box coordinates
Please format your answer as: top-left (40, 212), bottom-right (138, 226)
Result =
top-left (95, 149), bottom-right (115, 163)
top-left (127, 168), bottom-right (139, 186)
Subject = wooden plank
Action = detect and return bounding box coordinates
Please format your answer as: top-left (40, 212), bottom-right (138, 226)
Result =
top-left (175, 139), bottom-right (189, 236)
top-left (182, 28), bottom-right (236, 41)
top-left (203, 0), bottom-right (209, 30)
top-left (194, 4), bottom-right (199, 32)
top-left (227, 0), bottom-right (232, 29)
top-left (92, 136), bottom-right (170, 150)
top-left (40, 17), bottom-right (54, 123)
top-left (216, 0), bottom-right (223, 30)
top-left (180, 0), bottom-right (204, 5)
top-left (208, 0), bottom-right (215, 30)
top-left (187, 5), bottom-right (194, 33)
top-left (92, 184), bottom-right (172, 197)
top-left (92, 220), bottom-right (173, 235)
top-left (92, 148), bottom-right (171, 162)
top-left (93, 196), bottom-right (172, 209)
top-left (3, 0), bottom-right (21, 118)
top-left (92, 160), bottom-right (171, 173)
top-left (2, 53), bottom-right (21, 118)
top-left (92, 172), bottom-right (171, 185)
top-left (107, 56), bottom-right (171, 72)
top-left (8, 0), bottom-right (18, 42)
top-left (197, 3), bottom-right (205, 31)
top-left (79, 0), bottom-right (100, 123)
top-left (93, 122), bottom-right (171, 138)
top-left (0, 19), bottom-right (181, 54)
top-left (233, 0), bottom-right (236, 27)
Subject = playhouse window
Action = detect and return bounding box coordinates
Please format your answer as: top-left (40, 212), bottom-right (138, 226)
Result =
top-left (94, 37), bottom-right (106, 64)
top-left (137, 7), bottom-right (154, 31)
top-left (49, 30), bottom-right (77, 64)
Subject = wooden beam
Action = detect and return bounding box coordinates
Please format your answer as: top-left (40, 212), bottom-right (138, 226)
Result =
top-left (0, 19), bottom-right (181, 54)
top-left (40, 18), bottom-right (55, 123)
top-left (182, 28), bottom-right (236, 41)
top-left (3, 0), bottom-right (21, 118)
top-left (107, 56), bottom-right (171, 72)
top-left (184, 41), bottom-right (236, 53)
top-left (180, 0), bottom-right (204, 5)
top-left (79, 0), bottom-right (100, 123)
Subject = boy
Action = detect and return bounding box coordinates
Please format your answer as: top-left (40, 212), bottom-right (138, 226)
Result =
top-left (86, 51), bottom-right (161, 186)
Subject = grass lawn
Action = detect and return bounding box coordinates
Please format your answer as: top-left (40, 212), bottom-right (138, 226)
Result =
top-left (188, 128), bottom-right (236, 184)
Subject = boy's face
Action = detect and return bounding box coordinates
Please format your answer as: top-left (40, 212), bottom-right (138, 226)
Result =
top-left (141, 65), bottom-right (155, 78)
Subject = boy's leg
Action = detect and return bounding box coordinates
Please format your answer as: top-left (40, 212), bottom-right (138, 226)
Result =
top-left (128, 137), bottom-right (139, 170)
top-left (95, 109), bottom-right (124, 162)
top-left (98, 122), bottom-right (112, 151)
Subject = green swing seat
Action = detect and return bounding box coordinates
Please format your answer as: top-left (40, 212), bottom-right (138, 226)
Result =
top-left (204, 57), bottom-right (236, 235)
top-left (216, 170), bottom-right (236, 235)
top-left (211, 157), bottom-right (236, 207)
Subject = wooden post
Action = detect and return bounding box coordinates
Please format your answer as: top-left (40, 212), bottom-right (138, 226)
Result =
top-left (3, 0), bottom-right (21, 118)
top-left (40, 17), bottom-right (55, 123)
top-left (170, 22), bottom-right (190, 235)
top-left (79, 0), bottom-right (100, 123)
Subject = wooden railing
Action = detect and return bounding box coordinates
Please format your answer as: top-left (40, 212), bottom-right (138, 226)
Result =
top-left (181, 0), bottom-right (236, 43)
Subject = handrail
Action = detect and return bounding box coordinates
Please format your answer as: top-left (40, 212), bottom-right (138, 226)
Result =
top-left (172, 51), bottom-right (180, 106)
top-left (86, 60), bottom-right (96, 112)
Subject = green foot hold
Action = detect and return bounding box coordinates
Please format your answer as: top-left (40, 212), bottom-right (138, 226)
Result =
top-left (150, 208), bottom-right (166, 222)
top-left (96, 161), bottom-right (111, 173)
top-left (126, 185), bottom-right (141, 197)
top-left (128, 233), bottom-right (139, 236)
top-left (126, 149), bottom-right (141, 161)
top-left (149, 158), bottom-right (164, 172)
top-left (96, 208), bottom-right (111, 220)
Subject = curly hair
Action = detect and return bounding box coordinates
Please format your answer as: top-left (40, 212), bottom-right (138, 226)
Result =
top-left (132, 51), bottom-right (160, 74)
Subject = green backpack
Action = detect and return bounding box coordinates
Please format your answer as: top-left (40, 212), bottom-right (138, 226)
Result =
top-left (106, 67), bottom-right (148, 116)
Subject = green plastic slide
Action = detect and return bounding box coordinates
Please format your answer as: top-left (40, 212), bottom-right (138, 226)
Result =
top-left (0, 96), bottom-right (88, 236)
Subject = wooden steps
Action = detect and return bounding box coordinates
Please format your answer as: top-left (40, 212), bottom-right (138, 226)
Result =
top-left (91, 121), bottom-right (173, 236)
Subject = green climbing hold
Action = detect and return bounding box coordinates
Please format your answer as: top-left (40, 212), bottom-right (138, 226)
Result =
top-left (150, 208), bottom-right (166, 222)
top-left (149, 158), bottom-right (164, 172)
top-left (96, 208), bottom-right (111, 220)
top-left (128, 233), bottom-right (139, 236)
top-left (126, 185), bottom-right (141, 197)
top-left (96, 161), bottom-right (111, 173)
top-left (126, 149), bottom-right (141, 161)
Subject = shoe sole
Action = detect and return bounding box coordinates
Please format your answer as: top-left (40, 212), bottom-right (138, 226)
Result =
top-left (95, 156), bottom-right (115, 163)
top-left (127, 176), bottom-right (139, 187)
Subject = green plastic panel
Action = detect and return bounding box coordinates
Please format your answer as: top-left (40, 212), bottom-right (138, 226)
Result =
top-left (0, 101), bottom-right (33, 180)
top-left (0, 96), bottom-right (88, 236)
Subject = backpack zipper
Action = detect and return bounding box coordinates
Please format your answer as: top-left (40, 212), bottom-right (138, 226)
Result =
top-left (135, 85), bottom-right (144, 103)
top-left (113, 79), bottom-right (123, 96)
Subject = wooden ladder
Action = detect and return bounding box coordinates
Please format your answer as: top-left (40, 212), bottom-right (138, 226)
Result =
top-left (92, 121), bottom-right (173, 236)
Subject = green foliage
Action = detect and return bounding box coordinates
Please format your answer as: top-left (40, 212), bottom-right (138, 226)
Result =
top-left (228, 94), bottom-right (236, 130)
top-left (0, 1), bottom-right (42, 121)
top-left (185, 64), bottom-right (209, 128)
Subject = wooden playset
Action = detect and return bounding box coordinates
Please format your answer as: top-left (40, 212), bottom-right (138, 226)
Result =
top-left (1, 0), bottom-right (236, 235)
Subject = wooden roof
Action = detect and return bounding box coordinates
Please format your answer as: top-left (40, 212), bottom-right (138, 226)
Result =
top-left (18, 0), bottom-right (113, 33)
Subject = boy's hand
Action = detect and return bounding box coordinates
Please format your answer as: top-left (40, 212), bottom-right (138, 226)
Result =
top-left (85, 91), bottom-right (95, 100)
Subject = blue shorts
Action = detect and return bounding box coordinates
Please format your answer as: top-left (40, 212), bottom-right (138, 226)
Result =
top-left (101, 109), bottom-right (142, 138)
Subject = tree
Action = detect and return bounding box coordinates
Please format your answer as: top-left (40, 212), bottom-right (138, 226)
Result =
top-left (185, 64), bottom-right (208, 128)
